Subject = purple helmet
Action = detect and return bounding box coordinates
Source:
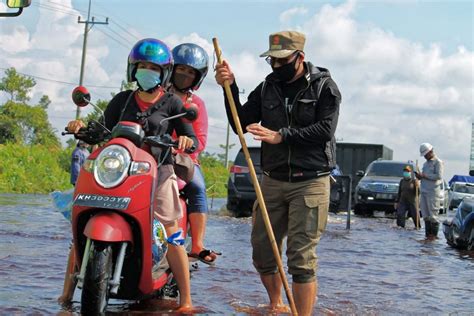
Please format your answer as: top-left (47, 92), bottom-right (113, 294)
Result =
top-left (127, 38), bottom-right (173, 86)
top-left (171, 43), bottom-right (209, 91)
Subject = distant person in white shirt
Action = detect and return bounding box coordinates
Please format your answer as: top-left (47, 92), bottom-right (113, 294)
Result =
top-left (415, 143), bottom-right (444, 239)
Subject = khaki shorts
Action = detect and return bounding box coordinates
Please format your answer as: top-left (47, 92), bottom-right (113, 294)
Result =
top-left (154, 164), bottom-right (182, 225)
top-left (251, 175), bottom-right (329, 283)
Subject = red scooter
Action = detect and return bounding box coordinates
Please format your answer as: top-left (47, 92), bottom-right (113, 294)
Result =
top-left (64, 86), bottom-right (196, 314)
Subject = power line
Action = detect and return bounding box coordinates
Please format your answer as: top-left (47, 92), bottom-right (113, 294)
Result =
top-left (45, 0), bottom-right (89, 14)
top-left (109, 20), bottom-right (141, 42)
top-left (32, 2), bottom-right (78, 17)
top-left (93, 1), bottom-right (143, 38)
top-left (104, 25), bottom-right (135, 47)
top-left (208, 123), bottom-right (227, 131)
top-left (94, 27), bottom-right (130, 50)
top-left (0, 67), bottom-right (120, 89)
top-left (75, 0), bottom-right (109, 119)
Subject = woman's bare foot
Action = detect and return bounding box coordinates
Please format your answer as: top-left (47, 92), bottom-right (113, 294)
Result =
top-left (175, 304), bottom-right (194, 313)
top-left (57, 294), bottom-right (72, 306)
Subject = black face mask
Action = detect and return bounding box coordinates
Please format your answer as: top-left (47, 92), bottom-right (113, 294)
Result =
top-left (172, 72), bottom-right (195, 92)
top-left (272, 56), bottom-right (299, 82)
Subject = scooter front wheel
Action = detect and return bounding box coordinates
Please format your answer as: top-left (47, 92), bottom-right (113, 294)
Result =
top-left (81, 241), bottom-right (113, 315)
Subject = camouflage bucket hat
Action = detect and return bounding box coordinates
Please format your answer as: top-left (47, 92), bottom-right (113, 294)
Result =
top-left (259, 31), bottom-right (306, 58)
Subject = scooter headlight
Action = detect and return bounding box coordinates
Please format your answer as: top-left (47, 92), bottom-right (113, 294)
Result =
top-left (94, 145), bottom-right (131, 188)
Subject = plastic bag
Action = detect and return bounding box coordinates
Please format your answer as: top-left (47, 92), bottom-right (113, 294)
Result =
top-left (50, 189), bottom-right (74, 222)
top-left (173, 153), bottom-right (194, 183)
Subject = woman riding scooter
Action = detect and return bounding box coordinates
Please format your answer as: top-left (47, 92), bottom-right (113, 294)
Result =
top-left (169, 43), bottom-right (221, 265)
top-left (61, 38), bottom-right (197, 311)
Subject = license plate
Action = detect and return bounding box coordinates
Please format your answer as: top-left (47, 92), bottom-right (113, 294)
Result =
top-left (74, 194), bottom-right (131, 210)
top-left (376, 193), bottom-right (392, 200)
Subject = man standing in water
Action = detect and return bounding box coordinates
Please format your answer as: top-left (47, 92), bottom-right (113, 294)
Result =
top-left (416, 142), bottom-right (444, 238)
top-left (70, 140), bottom-right (89, 186)
top-left (215, 31), bottom-right (341, 315)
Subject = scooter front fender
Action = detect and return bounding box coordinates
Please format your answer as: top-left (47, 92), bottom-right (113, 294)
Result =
top-left (84, 211), bottom-right (133, 243)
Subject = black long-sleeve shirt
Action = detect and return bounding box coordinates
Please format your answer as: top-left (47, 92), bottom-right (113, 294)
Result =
top-left (104, 90), bottom-right (197, 165)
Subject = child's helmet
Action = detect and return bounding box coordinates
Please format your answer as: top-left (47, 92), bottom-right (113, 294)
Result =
top-left (171, 43), bottom-right (209, 90)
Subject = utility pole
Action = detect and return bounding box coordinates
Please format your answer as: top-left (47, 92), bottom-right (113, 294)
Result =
top-left (75, 0), bottom-right (108, 119)
top-left (224, 88), bottom-right (245, 168)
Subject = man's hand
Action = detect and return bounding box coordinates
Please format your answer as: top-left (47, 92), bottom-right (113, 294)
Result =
top-left (415, 172), bottom-right (427, 180)
top-left (246, 123), bottom-right (282, 144)
top-left (214, 60), bottom-right (235, 86)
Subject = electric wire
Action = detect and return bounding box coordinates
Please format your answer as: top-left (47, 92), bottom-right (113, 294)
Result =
top-left (0, 67), bottom-right (121, 90)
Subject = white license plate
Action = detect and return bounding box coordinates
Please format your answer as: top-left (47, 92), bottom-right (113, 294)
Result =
top-left (74, 194), bottom-right (131, 210)
top-left (376, 193), bottom-right (392, 200)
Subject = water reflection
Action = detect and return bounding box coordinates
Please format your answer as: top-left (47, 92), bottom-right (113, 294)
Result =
top-left (0, 194), bottom-right (472, 315)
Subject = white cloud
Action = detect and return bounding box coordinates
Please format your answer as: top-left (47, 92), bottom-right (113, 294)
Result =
top-left (279, 7), bottom-right (308, 25)
top-left (0, 1), bottom-right (472, 179)
top-left (0, 25), bottom-right (31, 53)
top-left (278, 1), bottom-right (474, 179)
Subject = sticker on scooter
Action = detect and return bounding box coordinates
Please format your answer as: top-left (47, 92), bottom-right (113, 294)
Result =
top-left (74, 194), bottom-right (131, 210)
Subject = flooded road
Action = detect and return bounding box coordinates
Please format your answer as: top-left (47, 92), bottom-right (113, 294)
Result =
top-left (0, 194), bottom-right (473, 314)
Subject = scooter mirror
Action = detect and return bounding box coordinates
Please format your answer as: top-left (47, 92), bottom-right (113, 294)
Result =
top-left (183, 105), bottom-right (198, 122)
top-left (72, 86), bottom-right (91, 107)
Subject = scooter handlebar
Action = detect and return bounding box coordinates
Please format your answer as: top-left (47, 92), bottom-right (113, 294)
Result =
top-left (144, 135), bottom-right (196, 153)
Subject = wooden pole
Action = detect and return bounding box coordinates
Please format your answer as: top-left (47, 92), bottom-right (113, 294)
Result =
top-left (415, 160), bottom-right (420, 229)
top-left (212, 38), bottom-right (298, 315)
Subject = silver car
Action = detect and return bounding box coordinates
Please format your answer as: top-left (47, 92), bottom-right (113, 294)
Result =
top-left (448, 182), bottom-right (474, 210)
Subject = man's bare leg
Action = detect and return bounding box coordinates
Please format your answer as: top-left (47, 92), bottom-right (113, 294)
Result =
top-left (260, 273), bottom-right (285, 309)
top-left (293, 281), bottom-right (317, 316)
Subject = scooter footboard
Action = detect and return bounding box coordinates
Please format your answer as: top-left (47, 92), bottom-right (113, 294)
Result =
top-left (84, 211), bottom-right (133, 242)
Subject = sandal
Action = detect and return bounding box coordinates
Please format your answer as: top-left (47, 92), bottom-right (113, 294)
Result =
top-left (188, 249), bottom-right (222, 265)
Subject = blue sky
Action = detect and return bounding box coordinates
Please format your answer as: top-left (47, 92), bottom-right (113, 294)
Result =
top-left (0, 0), bottom-right (473, 179)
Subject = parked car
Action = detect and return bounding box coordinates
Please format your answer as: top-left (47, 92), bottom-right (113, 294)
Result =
top-left (227, 146), bottom-right (261, 217)
top-left (354, 160), bottom-right (416, 216)
top-left (442, 196), bottom-right (474, 250)
top-left (437, 180), bottom-right (449, 214)
top-left (448, 182), bottom-right (474, 210)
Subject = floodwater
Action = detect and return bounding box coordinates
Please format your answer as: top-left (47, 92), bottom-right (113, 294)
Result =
top-left (0, 194), bottom-right (473, 315)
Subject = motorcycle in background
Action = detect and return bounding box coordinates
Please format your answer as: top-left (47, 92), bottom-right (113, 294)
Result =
top-left (443, 196), bottom-right (474, 250)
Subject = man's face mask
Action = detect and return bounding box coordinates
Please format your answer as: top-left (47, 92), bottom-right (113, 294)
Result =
top-left (271, 53), bottom-right (300, 82)
top-left (135, 68), bottom-right (161, 91)
top-left (403, 171), bottom-right (411, 178)
top-left (173, 72), bottom-right (195, 91)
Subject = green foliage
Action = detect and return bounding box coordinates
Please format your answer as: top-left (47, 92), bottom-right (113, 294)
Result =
top-left (0, 143), bottom-right (72, 193)
top-left (84, 99), bottom-right (109, 123)
top-left (0, 67), bottom-right (35, 102)
top-left (0, 67), bottom-right (59, 146)
top-left (199, 151), bottom-right (229, 198)
top-left (0, 101), bottom-right (60, 146)
top-left (120, 80), bottom-right (136, 92)
top-left (217, 143), bottom-right (235, 166)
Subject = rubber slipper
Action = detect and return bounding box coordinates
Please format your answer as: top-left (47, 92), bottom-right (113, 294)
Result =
top-left (188, 249), bottom-right (221, 265)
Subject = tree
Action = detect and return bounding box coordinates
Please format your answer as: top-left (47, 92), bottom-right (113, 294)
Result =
top-left (0, 68), bottom-right (35, 102)
top-left (84, 99), bottom-right (109, 123)
top-left (120, 80), bottom-right (136, 92)
top-left (0, 67), bottom-right (59, 146)
top-left (218, 143), bottom-right (235, 166)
